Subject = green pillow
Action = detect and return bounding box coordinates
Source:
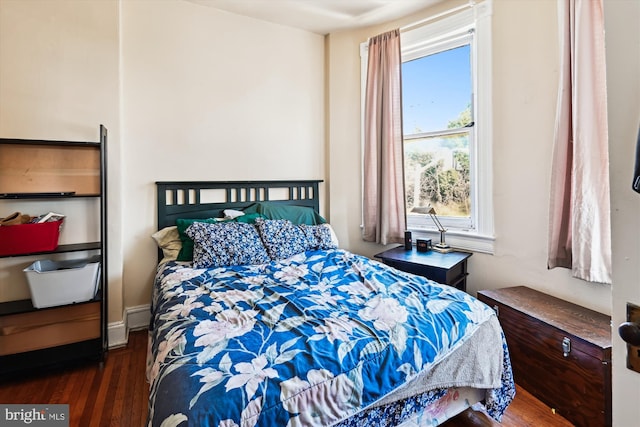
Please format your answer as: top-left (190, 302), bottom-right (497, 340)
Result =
top-left (234, 212), bottom-right (265, 224)
top-left (243, 202), bottom-right (326, 225)
top-left (175, 213), bottom-right (265, 261)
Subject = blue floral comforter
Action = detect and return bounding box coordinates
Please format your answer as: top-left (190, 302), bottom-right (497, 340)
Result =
top-left (147, 249), bottom-right (514, 427)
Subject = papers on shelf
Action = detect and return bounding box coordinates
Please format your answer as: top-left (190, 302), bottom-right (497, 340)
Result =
top-left (34, 212), bottom-right (65, 223)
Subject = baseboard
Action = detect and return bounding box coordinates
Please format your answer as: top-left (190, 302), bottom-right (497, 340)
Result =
top-left (127, 304), bottom-right (152, 330)
top-left (107, 304), bottom-right (150, 349)
top-left (108, 320), bottom-right (128, 348)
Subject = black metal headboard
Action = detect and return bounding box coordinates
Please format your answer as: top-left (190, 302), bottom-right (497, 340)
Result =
top-left (156, 180), bottom-right (323, 231)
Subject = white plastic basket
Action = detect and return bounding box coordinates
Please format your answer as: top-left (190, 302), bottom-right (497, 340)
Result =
top-left (24, 255), bottom-right (101, 308)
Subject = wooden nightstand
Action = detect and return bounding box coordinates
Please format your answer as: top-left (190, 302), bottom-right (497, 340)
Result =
top-left (374, 246), bottom-right (472, 292)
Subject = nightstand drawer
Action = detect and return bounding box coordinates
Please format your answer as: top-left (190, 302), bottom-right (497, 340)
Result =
top-left (374, 246), bottom-right (471, 291)
top-left (381, 258), bottom-right (459, 284)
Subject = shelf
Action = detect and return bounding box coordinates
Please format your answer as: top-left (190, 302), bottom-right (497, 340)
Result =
top-left (0, 299), bottom-right (34, 316)
top-left (0, 138), bottom-right (100, 147)
top-left (0, 242), bottom-right (100, 259)
top-left (0, 338), bottom-right (103, 379)
top-left (0, 295), bottom-right (102, 316)
top-left (0, 193), bottom-right (100, 200)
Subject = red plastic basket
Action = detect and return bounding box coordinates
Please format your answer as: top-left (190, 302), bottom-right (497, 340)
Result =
top-left (0, 220), bottom-right (63, 256)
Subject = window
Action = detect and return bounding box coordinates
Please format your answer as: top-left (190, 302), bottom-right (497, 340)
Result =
top-left (360, 0), bottom-right (494, 253)
top-left (403, 42), bottom-right (473, 230)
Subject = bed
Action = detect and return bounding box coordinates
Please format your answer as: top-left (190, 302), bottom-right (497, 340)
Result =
top-left (147, 180), bottom-right (515, 427)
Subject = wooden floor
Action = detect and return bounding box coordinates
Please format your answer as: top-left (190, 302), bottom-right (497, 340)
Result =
top-left (441, 389), bottom-right (573, 427)
top-left (0, 329), bottom-right (149, 427)
top-left (0, 330), bottom-right (573, 427)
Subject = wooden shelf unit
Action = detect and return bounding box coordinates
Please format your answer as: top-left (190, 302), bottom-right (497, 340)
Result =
top-left (0, 125), bottom-right (108, 377)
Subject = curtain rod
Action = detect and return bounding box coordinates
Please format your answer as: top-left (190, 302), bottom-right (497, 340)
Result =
top-left (400, 1), bottom-right (475, 33)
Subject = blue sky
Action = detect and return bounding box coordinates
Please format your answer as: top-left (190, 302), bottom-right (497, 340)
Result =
top-left (402, 45), bottom-right (471, 134)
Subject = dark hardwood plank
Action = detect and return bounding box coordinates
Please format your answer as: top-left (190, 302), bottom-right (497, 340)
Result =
top-left (130, 333), bottom-right (148, 426)
top-left (112, 343), bottom-right (131, 427)
top-left (441, 385), bottom-right (574, 427)
top-left (0, 329), bottom-right (572, 426)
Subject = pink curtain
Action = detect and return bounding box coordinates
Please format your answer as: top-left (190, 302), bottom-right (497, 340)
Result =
top-left (548, 0), bottom-right (612, 284)
top-left (362, 29), bottom-right (406, 245)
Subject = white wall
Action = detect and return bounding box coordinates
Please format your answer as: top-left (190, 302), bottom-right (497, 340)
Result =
top-left (120, 0), bottom-right (325, 308)
top-left (327, 0), bottom-right (613, 314)
top-left (0, 0), bottom-right (123, 322)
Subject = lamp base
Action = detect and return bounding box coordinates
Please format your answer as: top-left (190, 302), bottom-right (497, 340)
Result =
top-left (433, 244), bottom-right (453, 254)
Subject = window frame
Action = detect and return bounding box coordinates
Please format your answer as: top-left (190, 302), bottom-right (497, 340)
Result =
top-left (360, 0), bottom-right (494, 253)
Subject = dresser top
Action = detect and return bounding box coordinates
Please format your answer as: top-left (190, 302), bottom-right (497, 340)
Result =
top-left (478, 286), bottom-right (611, 350)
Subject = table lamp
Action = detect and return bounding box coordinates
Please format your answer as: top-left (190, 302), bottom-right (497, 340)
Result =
top-left (411, 206), bottom-right (452, 253)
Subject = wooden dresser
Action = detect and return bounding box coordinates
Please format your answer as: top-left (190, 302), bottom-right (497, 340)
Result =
top-left (477, 286), bottom-right (611, 427)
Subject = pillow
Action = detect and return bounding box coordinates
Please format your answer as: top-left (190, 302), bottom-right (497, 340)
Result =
top-left (326, 224), bottom-right (340, 248)
top-left (175, 213), bottom-right (265, 261)
top-left (176, 218), bottom-right (218, 261)
top-left (151, 226), bottom-right (182, 264)
top-left (235, 212), bottom-right (265, 224)
top-left (185, 221), bottom-right (270, 268)
top-left (243, 202), bottom-right (326, 225)
top-left (223, 209), bottom-right (245, 219)
top-left (300, 224), bottom-right (338, 250)
top-left (254, 218), bottom-right (310, 260)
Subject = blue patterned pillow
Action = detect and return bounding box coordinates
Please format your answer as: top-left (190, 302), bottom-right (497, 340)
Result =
top-left (255, 218), bottom-right (311, 260)
top-left (300, 224), bottom-right (338, 250)
top-left (185, 221), bottom-right (270, 268)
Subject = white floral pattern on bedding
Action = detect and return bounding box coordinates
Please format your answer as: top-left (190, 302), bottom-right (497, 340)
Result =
top-left (147, 249), bottom-right (515, 427)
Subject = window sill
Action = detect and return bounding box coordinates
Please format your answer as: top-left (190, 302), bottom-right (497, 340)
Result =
top-left (408, 228), bottom-right (495, 254)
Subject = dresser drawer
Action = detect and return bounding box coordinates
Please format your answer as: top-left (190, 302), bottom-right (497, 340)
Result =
top-left (478, 286), bottom-right (611, 427)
